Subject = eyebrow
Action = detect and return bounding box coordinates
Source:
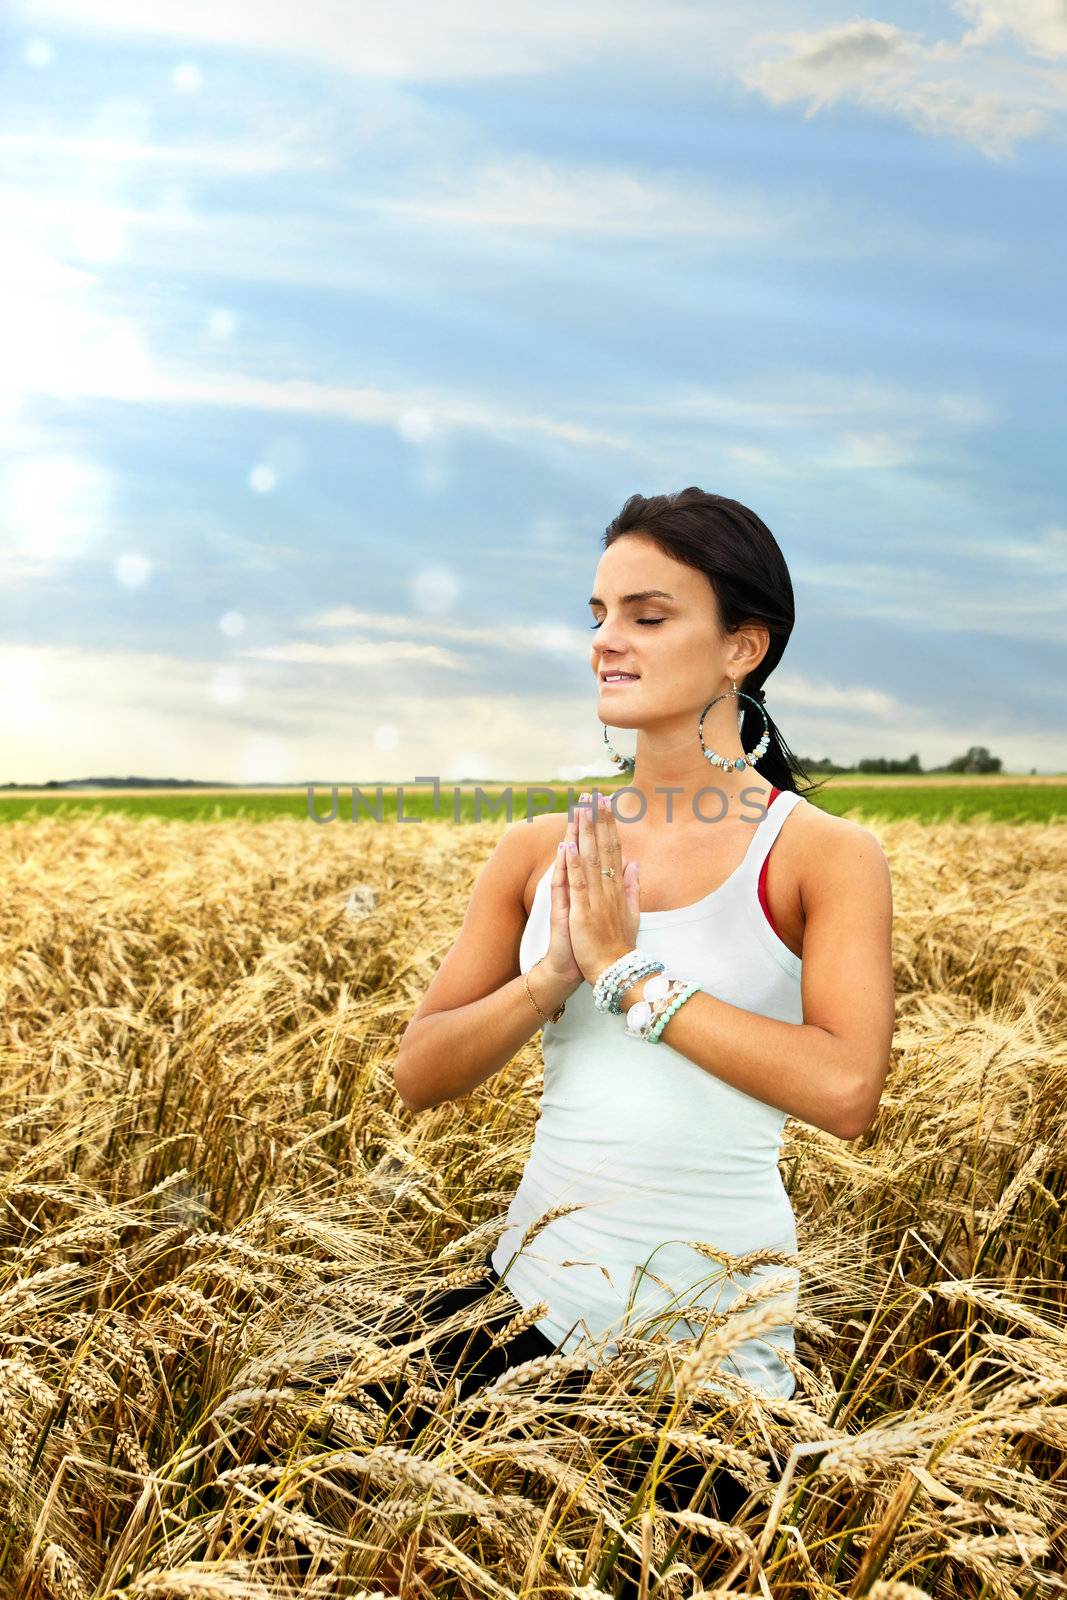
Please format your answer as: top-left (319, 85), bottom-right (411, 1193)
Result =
top-left (587, 589), bottom-right (676, 607)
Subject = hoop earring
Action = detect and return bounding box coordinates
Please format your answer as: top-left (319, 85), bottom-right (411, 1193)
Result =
top-left (698, 677), bottom-right (770, 772)
top-left (602, 721), bottom-right (635, 775)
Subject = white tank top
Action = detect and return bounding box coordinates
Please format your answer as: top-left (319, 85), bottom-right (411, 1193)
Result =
top-left (491, 787), bottom-right (806, 1398)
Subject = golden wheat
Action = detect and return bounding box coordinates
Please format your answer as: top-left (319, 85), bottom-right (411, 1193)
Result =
top-left (0, 809), bottom-right (1064, 1597)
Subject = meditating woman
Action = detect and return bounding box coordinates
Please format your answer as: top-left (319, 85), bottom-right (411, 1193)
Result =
top-left (390, 485), bottom-right (895, 1558)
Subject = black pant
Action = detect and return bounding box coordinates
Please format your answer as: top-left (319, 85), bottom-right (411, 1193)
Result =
top-left (354, 1251), bottom-right (749, 1592)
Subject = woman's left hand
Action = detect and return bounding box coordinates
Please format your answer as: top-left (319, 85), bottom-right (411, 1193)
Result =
top-left (564, 792), bottom-right (641, 984)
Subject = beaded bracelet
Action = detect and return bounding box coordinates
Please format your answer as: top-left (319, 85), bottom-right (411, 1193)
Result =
top-left (623, 973), bottom-right (701, 1042)
top-left (623, 973), bottom-right (685, 1039)
top-left (648, 981), bottom-right (701, 1043)
top-left (593, 950), bottom-right (665, 1014)
top-left (604, 959), bottom-right (664, 1015)
top-left (592, 948), bottom-right (647, 1009)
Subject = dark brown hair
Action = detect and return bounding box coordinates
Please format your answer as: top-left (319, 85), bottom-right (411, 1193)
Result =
top-left (602, 487), bottom-right (826, 798)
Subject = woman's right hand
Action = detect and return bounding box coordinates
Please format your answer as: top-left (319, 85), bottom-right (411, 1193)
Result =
top-left (539, 815), bottom-right (584, 992)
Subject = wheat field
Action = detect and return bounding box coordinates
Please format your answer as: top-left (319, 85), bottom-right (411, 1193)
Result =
top-left (1, 811), bottom-right (1065, 1600)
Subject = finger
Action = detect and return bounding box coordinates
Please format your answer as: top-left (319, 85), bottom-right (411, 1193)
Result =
top-left (564, 839), bottom-right (586, 893)
top-left (577, 791), bottom-right (597, 863)
top-left (598, 792), bottom-right (622, 858)
top-left (564, 811), bottom-right (578, 898)
top-left (552, 838), bottom-right (569, 903)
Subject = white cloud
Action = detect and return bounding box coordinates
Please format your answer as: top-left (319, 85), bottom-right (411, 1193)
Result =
top-left (0, 128), bottom-right (327, 176)
top-left (12, 0), bottom-right (1066, 165)
top-left (8, 0), bottom-right (773, 84)
top-left (605, 373), bottom-right (996, 433)
top-left (757, 670), bottom-right (901, 719)
top-left (798, 552), bottom-right (1067, 643)
top-left (377, 154), bottom-right (790, 240)
top-left (930, 523), bottom-right (1067, 575)
top-left (742, 19), bottom-right (920, 110)
top-left (953, 0), bottom-right (1067, 59)
top-left (2, 641), bottom-right (1053, 782)
top-left (739, 13), bottom-right (1063, 158)
top-left (298, 605), bottom-right (591, 658)
top-left (0, 235), bottom-right (636, 450)
top-left (238, 639), bottom-right (475, 671)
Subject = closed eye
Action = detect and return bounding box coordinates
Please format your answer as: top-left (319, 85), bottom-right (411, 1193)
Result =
top-left (589, 619), bottom-right (665, 629)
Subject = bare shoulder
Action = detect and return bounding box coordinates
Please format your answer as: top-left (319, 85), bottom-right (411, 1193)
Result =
top-left (527, 808), bottom-right (571, 846)
top-left (793, 797), bottom-right (892, 908)
top-left (516, 810), bottom-right (570, 910)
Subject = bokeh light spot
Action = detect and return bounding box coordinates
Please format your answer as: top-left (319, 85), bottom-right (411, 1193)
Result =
top-left (238, 737), bottom-right (288, 785)
top-left (410, 564), bottom-right (460, 615)
top-left (209, 667), bottom-right (244, 706)
top-left (173, 62), bottom-right (203, 92)
top-left (208, 309), bottom-right (237, 340)
top-left (114, 552), bottom-right (151, 588)
top-left (397, 407), bottom-right (435, 444)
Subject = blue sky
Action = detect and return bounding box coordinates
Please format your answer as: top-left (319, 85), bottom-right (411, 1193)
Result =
top-left (2, 0), bottom-right (1065, 783)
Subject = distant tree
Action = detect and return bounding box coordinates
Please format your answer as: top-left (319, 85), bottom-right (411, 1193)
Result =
top-left (856, 754), bottom-right (924, 774)
top-left (944, 745), bottom-right (1002, 774)
top-left (797, 756), bottom-right (842, 772)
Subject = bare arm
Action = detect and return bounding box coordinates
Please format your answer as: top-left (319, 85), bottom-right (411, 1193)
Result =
top-left (393, 823), bottom-right (580, 1113)
top-left (612, 815), bottom-right (895, 1140)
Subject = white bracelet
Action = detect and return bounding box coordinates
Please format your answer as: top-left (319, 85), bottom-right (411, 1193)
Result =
top-left (623, 973), bottom-right (693, 1041)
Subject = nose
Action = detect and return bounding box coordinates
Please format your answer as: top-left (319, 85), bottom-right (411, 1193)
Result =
top-left (591, 618), bottom-right (630, 661)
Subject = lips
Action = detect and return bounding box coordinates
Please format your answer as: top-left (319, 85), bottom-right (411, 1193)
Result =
top-left (601, 672), bottom-right (639, 683)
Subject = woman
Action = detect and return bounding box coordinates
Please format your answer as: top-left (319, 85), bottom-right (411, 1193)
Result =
top-left (390, 487), bottom-right (895, 1574)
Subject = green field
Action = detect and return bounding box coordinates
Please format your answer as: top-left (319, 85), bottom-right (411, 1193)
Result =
top-left (1, 777), bottom-right (1064, 824)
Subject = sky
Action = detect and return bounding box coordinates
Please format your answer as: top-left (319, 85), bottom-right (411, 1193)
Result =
top-left (1, 0), bottom-right (1065, 785)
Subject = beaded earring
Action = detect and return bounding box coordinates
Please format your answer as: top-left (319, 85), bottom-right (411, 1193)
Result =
top-left (602, 677), bottom-right (770, 776)
top-left (698, 677), bottom-right (770, 772)
top-left (602, 721), bottom-right (635, 775)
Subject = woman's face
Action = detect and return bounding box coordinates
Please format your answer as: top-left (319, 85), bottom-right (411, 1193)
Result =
top-left (588, 534), bottom-right (726, 728)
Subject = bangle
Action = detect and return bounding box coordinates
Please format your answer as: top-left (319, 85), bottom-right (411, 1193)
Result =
top-left (524, 963), bottom-right (565, 1025)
